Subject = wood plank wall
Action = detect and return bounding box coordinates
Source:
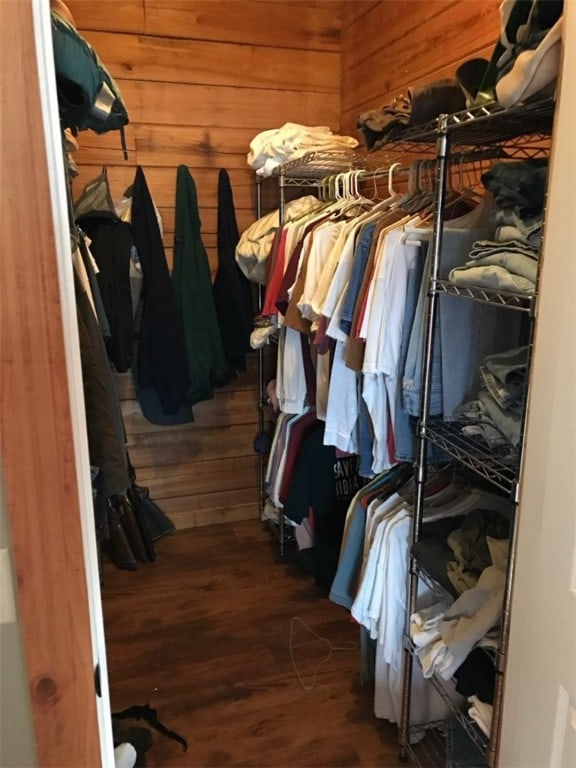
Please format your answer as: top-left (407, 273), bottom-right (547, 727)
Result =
top-left (62, 1), bottom-right (502, 532)
top-left (65, 0), bottom-right (342, 529)
top-left (340, 0), bottom-right (501, 138)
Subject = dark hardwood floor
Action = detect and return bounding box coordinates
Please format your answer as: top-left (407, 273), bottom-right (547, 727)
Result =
top-left (102, 520), bottom-right (404, 768)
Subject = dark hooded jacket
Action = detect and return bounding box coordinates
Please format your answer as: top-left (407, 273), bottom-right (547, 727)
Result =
top-left (212, 169), bottom-right (254, 374)
top-left (131, 166), bottom-right (193, 424)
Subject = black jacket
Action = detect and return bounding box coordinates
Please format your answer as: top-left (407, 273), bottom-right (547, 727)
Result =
top-left (77, 210), bottom-right (133, 373)
top-left (212, 169), bottom-right (254, 373)
top-left (131, 166), bottom-right (193, 424)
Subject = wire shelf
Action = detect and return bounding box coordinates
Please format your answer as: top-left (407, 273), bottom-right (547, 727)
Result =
top-left (405, 642), bottom-right (490, 759)
top-left (413, 560), bottom-right (456, 605)
top-left (280, 176), bottom-right (328, 188)
top-left (370, 97), bottom-right (555, 153)
top-left (426, 667), bottom-right (489, 756)
top-left (423, 420), bottom-right (518, 496)
top-left (434, 279), bottom-right (535, 312)
top-left (259, 99), bottom-right (554, 187)
top-left (446, 97), bottom-right (554, 146)
top-left (274, 150), bottom-right (360, 180)
top-left (410, 560), bottom-right (500, 667)
top-left (402, 722), bottom-right (446, 768)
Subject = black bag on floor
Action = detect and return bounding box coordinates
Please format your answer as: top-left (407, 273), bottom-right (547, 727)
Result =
top-left (104, 498), bottom-right (138, 571)
top-left (112, 718), bottom-right (153, 768)
top-left (101, 455), bottom-right (176, 570)
top-left (128, 484), bottom-right (176, 543)
top-left (118, 494), bottom-right (153, 564)
top-left (104, 492), bottom-right (157, 569)
top-left (113, 704), bottom-right (187, 767)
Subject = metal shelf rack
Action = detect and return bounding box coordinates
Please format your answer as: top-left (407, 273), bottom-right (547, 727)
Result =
top-left (371, 97), bottom-right (554, 156)
top-left (423, 421), bottom-right (518, 498)
top-left (413, 561), bottom-right (456, 606)
top-left (406, 641), bottom-right (490, 756)
top-left (398, 95), bottom-right (555, 768)
top-left (271, 149), bottom-right (360, 182)
top-left (433, 279), bottom-right (534, 313)
top-left (254, 150), bottom-right (367, 556)
top-left (403, 722), bottom-right (447, 768)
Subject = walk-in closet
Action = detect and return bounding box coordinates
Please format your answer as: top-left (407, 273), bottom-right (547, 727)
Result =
top-left (1, 2), bottom-right (575, 768)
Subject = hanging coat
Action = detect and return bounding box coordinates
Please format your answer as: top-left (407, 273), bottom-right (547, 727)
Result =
top-left (212, 169), bottom-right (254, 374)
top-left (172, 165), bottom-right (230, 404)
top-left (77, 210), bottom-right (134, 373)
top-left (131, 166), bottom-right (193, 424)
top-left (75, 270), bottom-right (129, 500)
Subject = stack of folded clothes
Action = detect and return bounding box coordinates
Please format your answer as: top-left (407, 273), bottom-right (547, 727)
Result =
top-left (453, 345), bottom-right (529, 450)
top-left (247, 123), bottom-right (358, 177)
top-left (449, 238), bottom-right (538, 295)
top-left (450, 159), bottom-right (547, 296)
top-left (409, 561), bottom-right (505, 682)
top-left (357, 79), bottom-right (466, 150)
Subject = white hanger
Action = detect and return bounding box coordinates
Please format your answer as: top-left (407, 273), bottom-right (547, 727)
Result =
top-left (388, 162), bottom-right (403, 197)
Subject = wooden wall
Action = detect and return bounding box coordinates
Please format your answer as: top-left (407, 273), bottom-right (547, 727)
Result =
top-left (65, 0), bottom-right (342, 529)
top-left (340, 0), bottom-right (501, 137)
top-left (62, 1), bottom-right (503, 531)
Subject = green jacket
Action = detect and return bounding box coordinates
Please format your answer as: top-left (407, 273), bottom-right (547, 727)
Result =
top-left (172, 166), bottom-right (230, 404)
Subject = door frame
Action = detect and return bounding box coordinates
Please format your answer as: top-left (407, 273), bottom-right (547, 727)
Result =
top-left (499, 7), bottom-right (576, 766)
top-left (1, 0), bottom-right (113, 764)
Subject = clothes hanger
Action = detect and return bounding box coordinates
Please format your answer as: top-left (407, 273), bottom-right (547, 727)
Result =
top-left (358, 161), bottom-right (407, 217)
top-left (398, 159), bottom-right (431, 214)
top-left (388, 161), bottom-right (402, 197)
top-left (336, 169), bottom-right (374, 215)
top-left (398, 159), bottom-right (437, 242)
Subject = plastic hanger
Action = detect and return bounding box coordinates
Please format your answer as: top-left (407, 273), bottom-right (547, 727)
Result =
top-left (388, 161), bottom-right (402, 197)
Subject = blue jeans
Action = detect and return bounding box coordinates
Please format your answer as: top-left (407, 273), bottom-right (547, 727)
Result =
top-left (403, 239), bottom-right (443, 418)
top-left (395, 245), bottom-right (426, 460)
top-left (358, 382), bottom-right (375, 478)
top-left (481, 160), bottom-right (548, 215)
top-left (403, 223), bottom-right (523, 423)
top-left (340, 223), bottom-right (376, 337)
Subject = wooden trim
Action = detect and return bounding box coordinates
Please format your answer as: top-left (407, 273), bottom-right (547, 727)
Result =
top-left (0, 1), bottom-right (101, 765)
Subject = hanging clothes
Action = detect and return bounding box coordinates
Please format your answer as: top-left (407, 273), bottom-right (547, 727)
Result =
top-left (74, 269), bottom-right (129, 499)
top-left (131, 166), bottom-right (193, 424)
top-left (75, 232), bottom-right (111, 340)
top-left (77, 210), bottom-right (134, 373)
top-left (172, 165), bottom-right (231, 403)
top-left (212, 168), bottom-right (254, 374)
top-left (282, 422), bottom-right (361, 592)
